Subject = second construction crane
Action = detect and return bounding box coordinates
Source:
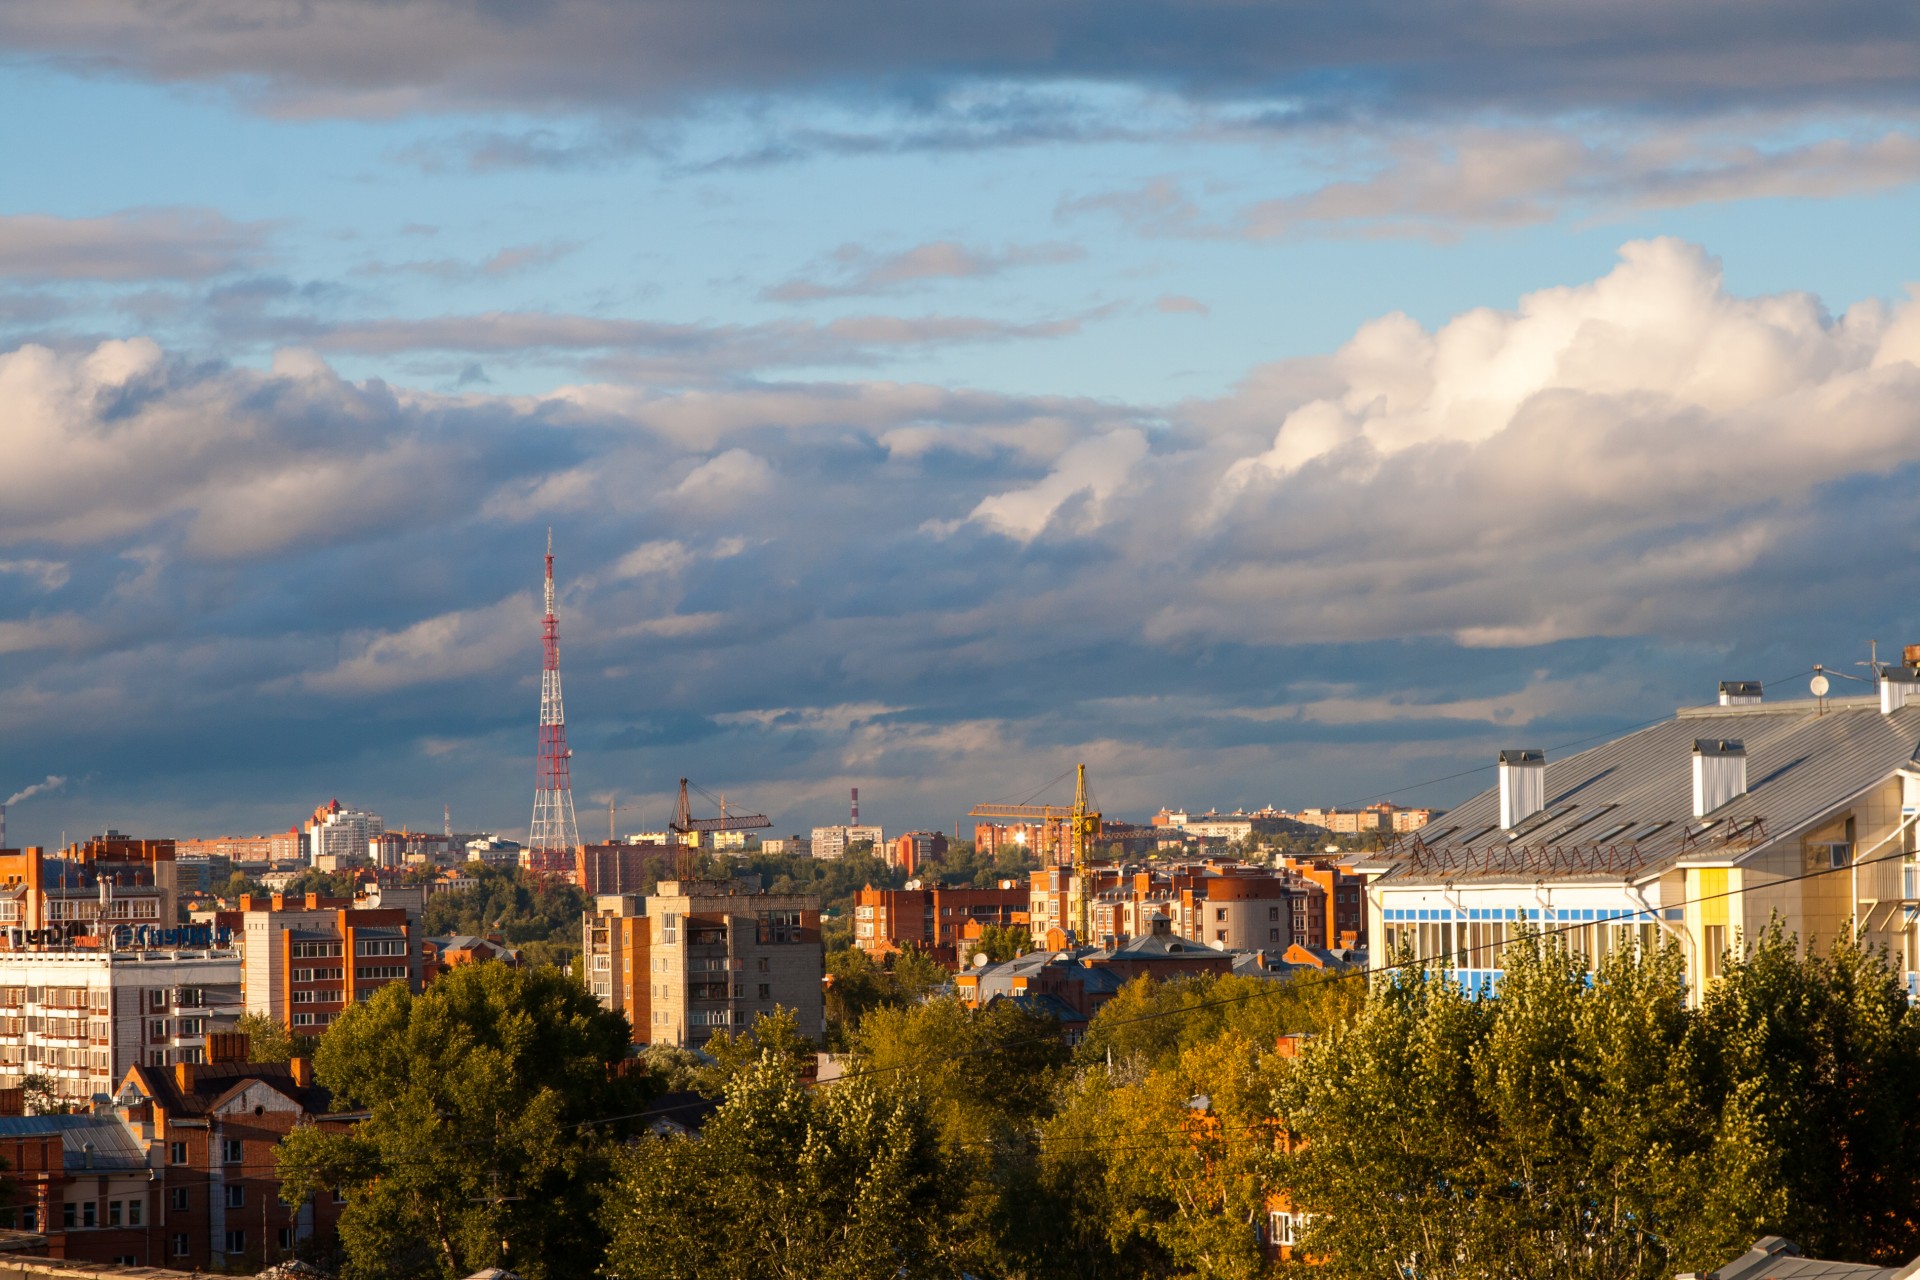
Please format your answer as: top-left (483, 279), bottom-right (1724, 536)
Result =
top-left (668, 778), bottom-right (771, 878)
top-left (969, 763), bottom-right (1102, 943)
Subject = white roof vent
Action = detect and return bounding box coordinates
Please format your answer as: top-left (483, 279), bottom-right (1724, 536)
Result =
top-left (1880, 666), bottom-right (1920, 714)
top-left (1498, 749), bottom-right (1545, 830)
top-left (1692, 739), bottom-right (1747, 817)
top-left (1718, 681), bottom-right (1763, 706)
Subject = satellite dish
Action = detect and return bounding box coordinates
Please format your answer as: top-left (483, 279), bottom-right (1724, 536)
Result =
top-left (1811, 674), bottom-right (1831, 697)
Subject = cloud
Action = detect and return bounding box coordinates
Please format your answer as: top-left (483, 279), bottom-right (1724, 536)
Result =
top-left (0, 208), bottom-right (267, 281)
top-left (0, 559), bottom-right (70, 590)
top-left (958, 427), bottom-right (1150, 541)
top-left (8, 1), bottom-right (1920, 121)
top-left (674, 449), bottom-right (775, 500)
top-left (1155, 294), bottom-right (1208, 316)
top-left (300, 595), bottom-right (534, 694)
top-left (1068, 127), bottom-right (1920, 245)
top-left (13, 239), bottom-right (1920, 843)
top-left (763, 241), bottom-right (1084, 302)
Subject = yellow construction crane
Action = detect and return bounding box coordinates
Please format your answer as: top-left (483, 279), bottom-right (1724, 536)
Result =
top-left (968, 763), bottom-right (1102, 943)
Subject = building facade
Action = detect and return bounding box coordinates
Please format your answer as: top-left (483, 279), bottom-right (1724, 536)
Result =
top-left (1359, 676), bottom-right (1920, 1001)
top-left (305, 800), bottom-right (383, 869)
top-left (852, 882), bottom-right (1028, 966)
top-left (809, 825), bottom-right (884, 860)
top-left (227, 894), bottom-right (418, 1033)
top-left (0, 946), bottom-right (244, 1107)
top-left (583, 880), bottom-right (823, 1048)
top-left (888, 831), bottom-right (949, 876)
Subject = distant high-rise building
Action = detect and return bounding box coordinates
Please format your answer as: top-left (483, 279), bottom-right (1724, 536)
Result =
top-left (304, 800), bottom-right (382, 868)
top-left (528, 530), bottom-right (580, 870)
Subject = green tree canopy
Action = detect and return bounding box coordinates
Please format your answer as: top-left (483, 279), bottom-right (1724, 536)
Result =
top-left (235, 1010), bottom-right (301, 1064)
top-left (276, 962), bottom-right (648, 1280)
top-left (601, 1053), bottom-right (965, 1280)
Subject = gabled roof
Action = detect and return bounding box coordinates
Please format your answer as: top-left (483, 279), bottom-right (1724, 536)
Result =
top-left (1372, 698), bottom-right (1920, 885)
top-left (0, 1113), bottom-right (148, 1171)
top-left (122, 1060), bottom-right (332, 1117)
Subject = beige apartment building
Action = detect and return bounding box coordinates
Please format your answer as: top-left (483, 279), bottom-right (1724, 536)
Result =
top-left (583, 879), bottom-right (823, 1048)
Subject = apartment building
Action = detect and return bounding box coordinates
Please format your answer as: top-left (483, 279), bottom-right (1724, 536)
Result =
top-left (1281, 857), bottom-right (1370, 948)
top-left (852, 882), bottom-right (1028, 966)
top-left (583, 880), bottom-right (823, 1048)
top-left (1031, 859), bottom-right (1327, 952)
top-left (225, 894), bottom-right (418, 1032)
top-left (809, 825), bottom-right (884, 860)
top-left (575, 842), bottom-right (675, 896)
top-left (977, 821), bottom-right (1066, 861)
top-left (0, 835), bottom-right (178, 938)
top-left (889, 831), bottom-right (948, 876)
top-left (0, 946), bottom-right (243, 1107)
top-left (1358, 671), bottom-right (1920, 1001)
top-left (305, 800), bottom-right (384, 869)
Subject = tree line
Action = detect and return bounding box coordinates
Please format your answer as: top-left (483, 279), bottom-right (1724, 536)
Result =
top-left (276, 925), bottom-right (1920, 1278)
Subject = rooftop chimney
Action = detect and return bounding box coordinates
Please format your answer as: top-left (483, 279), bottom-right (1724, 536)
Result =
top-left (1692, 739), bottom-right (1747, 817)
top-left (1498, 749), bottom-right (1546, 830)
top-left (1718, 680), bottom-right (1763, 706)
top-left (1882, 664), bottom-right (1920, 714)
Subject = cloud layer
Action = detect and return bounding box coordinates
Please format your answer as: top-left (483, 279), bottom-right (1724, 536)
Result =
top-left (8, 1), bottom-right (1920, 118)
top-left (5, 238), bottom-right (1920, 843)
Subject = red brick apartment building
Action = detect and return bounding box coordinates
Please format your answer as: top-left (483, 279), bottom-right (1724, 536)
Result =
top-left (0, 1039), bottom-right (349, 1271)
top-left (1029, 859), bottom-right (1331, 952)
top-left (852, 882), bottom-right (1028, 967)
top-left (222, 893), bottom-right (418, 1033)
top-left (888, 831), bottom-right (948, 876)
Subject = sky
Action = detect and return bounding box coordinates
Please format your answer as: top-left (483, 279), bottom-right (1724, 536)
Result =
top-left (5, 1), bottom-right (1920, 847)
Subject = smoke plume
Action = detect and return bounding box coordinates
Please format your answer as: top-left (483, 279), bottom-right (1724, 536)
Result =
top-left (5, 776), bottom-right (66, 806)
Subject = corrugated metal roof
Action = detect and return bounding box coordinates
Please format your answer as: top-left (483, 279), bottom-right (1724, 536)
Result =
top-left (1376, 699), bottom-right (1920, 885)
top-left (0, 1113), bottom-right (149, 1171)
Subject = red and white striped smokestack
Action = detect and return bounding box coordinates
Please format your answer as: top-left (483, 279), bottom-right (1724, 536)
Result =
top-left (851, 787), bottom-right (859, 824)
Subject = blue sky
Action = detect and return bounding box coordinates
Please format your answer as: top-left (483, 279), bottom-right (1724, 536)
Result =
top-left (5, 1), bottom-right (1920, 846)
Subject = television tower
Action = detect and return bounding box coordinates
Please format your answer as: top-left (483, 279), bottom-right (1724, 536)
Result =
top-left (528, 529), bottom-right (580, 869)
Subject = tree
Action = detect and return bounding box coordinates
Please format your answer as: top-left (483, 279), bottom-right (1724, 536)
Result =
top-left (276, 962), bottom-right (649, 1280)
top-left (236, 1011), bottom-right (301, 1064)
top-left (601, 1053), bottom-right (965, 1279)
top-left (19, 1073), bottom-right (60, 1116)
top-left (958, 924), bottom-right (1031, 967)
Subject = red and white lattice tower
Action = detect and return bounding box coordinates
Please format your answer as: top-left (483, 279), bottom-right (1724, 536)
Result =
top-left (528, 529), bottom-right (580, 869)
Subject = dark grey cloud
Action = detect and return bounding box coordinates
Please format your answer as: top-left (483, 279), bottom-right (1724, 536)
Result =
top-left (0, 209), bottom-right (269, 281)
top-left (5, 1), bottom-right (1919, 121)
top-left (6, 238), bottom-right (1920, 850)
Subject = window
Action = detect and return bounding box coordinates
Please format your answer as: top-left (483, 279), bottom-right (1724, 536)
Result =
top-left (757, 984), bottom-right (771, 999)
top-left (149, 989), bottom-right (167, 1011)
top-left (355, 939), bottom-right (407, 957)
top-left (170, 1141), bottom-right (187, 1164)
top-left (1269, 929), bottom-right (1280, 942)
top-left (175, 986), bottom-right (203, 1007)
top-left (172, 1188), bottom-right (189, 1212)
top-left (223, 1230), bottom-right (246, 1254)
top-left (173, 1234), bottom-right (190, 1258)
top-left (128, 1198), bottom-right (142, 1226)
top-left (279, 1227), bottom-right (295, 1249)
top-left (661, 912), bottom-right (679, 944)
top-left (756, 957), bottom-right (770, 972)
top-left (223, 1138), bottom-right (244, 1163)
top-left (1269, 1210), bottom-right (1296, 1246)
top-left (225, 1185), bottom-right (245, 1209)
top-left (757, 909), bottom-right (802, 944)
top-left (332, 1188), bottom-right (348, 1204)
top-left (63, 1203), bottom-right (76, 1229)
top-left (357, 965), bottom-right (407, 980)
top-left (292, 1012), bottom-right (315, 1026)
top-left (1268, 907), bottom-right (1279, 921)
top-left (83, 1202), bottom-right (96, 1228)
top-left (1215, 908), bottom-right (1228, 921)
top-left (1215, 930), bottom-right (1227, 942)
top-left (1702, 924), bottom-right (1727, 982)
top-left (109, 1200), bottom-right (122, 1226)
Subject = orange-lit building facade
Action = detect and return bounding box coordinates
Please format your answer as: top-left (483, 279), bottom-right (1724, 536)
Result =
top-left (225, 894), bottom-right (418, 1034)
top-left (888, 831), bottom-right (948, 876)
top-left (852, 882), bottom-right (1028, 966)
